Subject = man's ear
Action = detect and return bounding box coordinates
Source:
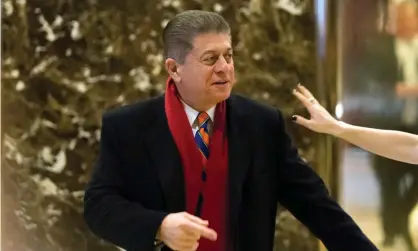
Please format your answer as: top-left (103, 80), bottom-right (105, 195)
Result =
top-left (165, 58), bottom-right (181, 82)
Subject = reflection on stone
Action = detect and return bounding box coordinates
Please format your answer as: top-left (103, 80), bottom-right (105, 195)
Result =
top-left (2, 0), bottom-right (319, 250)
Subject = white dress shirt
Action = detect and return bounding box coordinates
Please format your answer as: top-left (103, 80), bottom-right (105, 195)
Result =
top-left (181, 100), bottom-right (216, 136)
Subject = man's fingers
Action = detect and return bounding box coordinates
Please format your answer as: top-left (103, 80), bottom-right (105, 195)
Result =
top-left (182, 213), bottom-right (216, 241)
top-left (177, 232), bottom-right (200, 242)
top-left (185, 221), bottom-right (217, 241)
top-left (184, 213), bottom-right (209, 226)
top-left (172, 240), bottom-right (199, 251)
top-left (199, 226), bottom-right (217, 241)
top-left (180, 223), bottom-right (201, 240)
top-left (292, 115), bottom-right (311, 129)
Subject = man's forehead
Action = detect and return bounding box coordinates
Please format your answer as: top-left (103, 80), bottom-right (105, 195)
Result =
top-left (191, 33), bottom-right (232, 53)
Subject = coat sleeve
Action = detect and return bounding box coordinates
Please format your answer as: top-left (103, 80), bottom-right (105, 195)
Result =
top-left (274, 109), bottom-right (378, 251)
top-left (84, 112), bottom-right (168, 250)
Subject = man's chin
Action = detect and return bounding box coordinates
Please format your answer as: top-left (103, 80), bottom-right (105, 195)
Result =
top-left (214, 91), bottom-right (231, 103)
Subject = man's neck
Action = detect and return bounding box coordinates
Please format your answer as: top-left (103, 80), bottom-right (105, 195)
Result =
top-left (180, 97), bottom-right (216, 112)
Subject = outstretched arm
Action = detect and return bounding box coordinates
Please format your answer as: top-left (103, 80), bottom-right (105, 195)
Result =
top-left (275, 109), bottom-right (378, 251)
top-left (292, 84), bottom-right (418, 165)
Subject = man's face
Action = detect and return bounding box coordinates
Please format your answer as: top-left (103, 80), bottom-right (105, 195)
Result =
top-left (175, 32), bottom-right (235, 108)
top-left (396, 4), bottom-right (418, 39)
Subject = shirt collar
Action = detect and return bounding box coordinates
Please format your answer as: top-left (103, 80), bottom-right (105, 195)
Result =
top-left (181, 100), bottom-right (216, 126)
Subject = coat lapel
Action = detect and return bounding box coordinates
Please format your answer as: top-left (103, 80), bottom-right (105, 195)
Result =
top-left (143, 96), bottom-right (185, 213)
top-left (142, 95), bottom-right (253, 231)
top-left (226, 95), bottom-right (253, 239)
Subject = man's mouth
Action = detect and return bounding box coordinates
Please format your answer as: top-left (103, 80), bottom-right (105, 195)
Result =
top-left (213, 81), bottom-right (228, 85)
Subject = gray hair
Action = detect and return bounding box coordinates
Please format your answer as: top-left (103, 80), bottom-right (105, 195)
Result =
top-left (162, 10), bottom-right (231, 64)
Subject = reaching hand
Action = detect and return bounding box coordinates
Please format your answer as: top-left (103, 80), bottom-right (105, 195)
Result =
top-left (292, 84), bottom-right (342, 135)
top-left (158, 212), bottom-right (217, 251)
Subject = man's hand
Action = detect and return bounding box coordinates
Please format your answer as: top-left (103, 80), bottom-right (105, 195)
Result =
top-left (158, 212), bottom-right (217, 251)
top-left (396, 83), bottom-right (418, 97)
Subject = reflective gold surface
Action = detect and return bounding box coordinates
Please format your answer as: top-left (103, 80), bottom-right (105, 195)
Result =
top-left (336, 0), bottom-right (418, 250)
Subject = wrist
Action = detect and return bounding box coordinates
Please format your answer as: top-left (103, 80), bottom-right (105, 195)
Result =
top-left (330, 120), bottom-right (347, 137)
top-left (156, 217), bottom-right (166, 241)
top-left (157, 213), bottom-right (170, 241)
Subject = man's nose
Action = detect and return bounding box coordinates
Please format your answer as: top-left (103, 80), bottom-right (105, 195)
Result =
top-left (214, 56), bottom-right (229, 73)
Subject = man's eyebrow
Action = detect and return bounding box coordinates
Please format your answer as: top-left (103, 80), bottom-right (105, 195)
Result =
top-left (201, 47), bottom-right (233, 56)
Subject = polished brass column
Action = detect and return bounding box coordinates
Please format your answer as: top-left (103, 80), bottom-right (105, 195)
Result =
top-left (314, 0), bottom-right (340, 250)
top-left (314, 0), bottom-right (340, 199)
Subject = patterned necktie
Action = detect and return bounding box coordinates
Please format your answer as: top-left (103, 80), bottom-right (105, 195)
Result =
top-left (194, 112), bottom-right (211, 217)
top-left (195, 112), bottom-right (211, 160)
top-left (155, 114), bottom-right (211, 251)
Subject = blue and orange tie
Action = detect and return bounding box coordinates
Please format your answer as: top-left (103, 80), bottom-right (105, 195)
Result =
top-left (194, 112), bottom-right (211, 217)
top-left (195, 112), bottom-right (211, 161)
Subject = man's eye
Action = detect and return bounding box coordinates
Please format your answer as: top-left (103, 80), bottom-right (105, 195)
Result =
top-left (206, 56), bottom-right (217, 62)
top-left (225, 53), bottom-right (233, 61)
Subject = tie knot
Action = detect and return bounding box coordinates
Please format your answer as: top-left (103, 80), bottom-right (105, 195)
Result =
top-left (197, 112), bottom-right (210, 127)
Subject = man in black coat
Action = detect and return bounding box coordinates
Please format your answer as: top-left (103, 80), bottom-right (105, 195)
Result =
top-left (84, 10), bottom-right (378, 251)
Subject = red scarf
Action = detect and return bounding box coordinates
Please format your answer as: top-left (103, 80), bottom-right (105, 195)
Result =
top-left (164, 77), bottom-right (229, 251)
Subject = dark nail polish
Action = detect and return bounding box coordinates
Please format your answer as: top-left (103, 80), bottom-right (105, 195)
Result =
top-left (292, 115), bottom-right (297, 122)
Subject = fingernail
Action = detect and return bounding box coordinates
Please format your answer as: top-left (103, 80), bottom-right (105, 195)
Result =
top-left (297, 83), bottom-right (302, 87)
top-left (292, 115), bottom-right (297, 122)
top-left (292, 89), bottom-right (297, 94)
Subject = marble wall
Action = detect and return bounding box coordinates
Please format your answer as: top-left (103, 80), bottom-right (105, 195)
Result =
top-left (2, 0), bottom-right (320, 250)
